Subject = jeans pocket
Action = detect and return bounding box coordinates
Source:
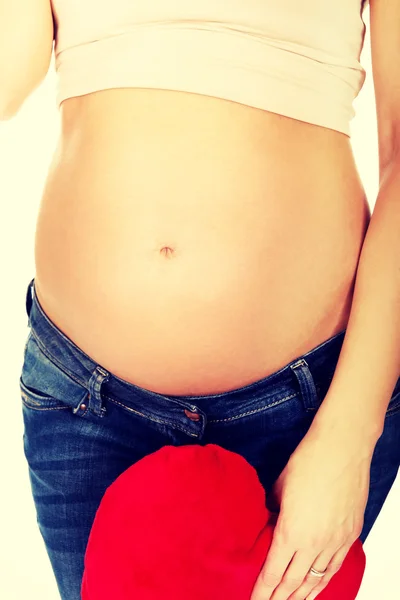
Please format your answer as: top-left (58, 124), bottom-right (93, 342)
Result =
top-left (20, 331), bottom-right (89, 411)
top-left (386, 378), bottom-right (400, 417)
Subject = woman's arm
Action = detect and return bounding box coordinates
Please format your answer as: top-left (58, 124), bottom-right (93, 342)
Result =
top-left (311, 0), bottom-right (400, 446)
top-left (0, 0), bottom-right (54, 120)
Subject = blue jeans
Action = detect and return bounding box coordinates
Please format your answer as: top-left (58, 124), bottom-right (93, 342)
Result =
top-left (20, 277), bottom-right (400, 600)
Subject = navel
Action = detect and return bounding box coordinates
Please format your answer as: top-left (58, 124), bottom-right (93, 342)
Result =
top-left (159, 246), bottom-right (176, 259)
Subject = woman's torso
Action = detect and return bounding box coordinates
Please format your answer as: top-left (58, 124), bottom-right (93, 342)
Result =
top-left (33, 88), bottom-right (370, 396)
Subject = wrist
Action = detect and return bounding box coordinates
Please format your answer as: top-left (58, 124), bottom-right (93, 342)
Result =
top-left (310, 403), bottom-right (382, 454)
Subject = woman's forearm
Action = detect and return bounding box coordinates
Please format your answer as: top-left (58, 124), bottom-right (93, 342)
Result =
top-left (0, 0), bottom-right (54, 119)
top-left (311, 156), bottom-right (400, 447)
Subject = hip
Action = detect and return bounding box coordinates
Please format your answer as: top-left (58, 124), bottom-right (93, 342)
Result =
top-left (19, 277), bottom-right (400, 600)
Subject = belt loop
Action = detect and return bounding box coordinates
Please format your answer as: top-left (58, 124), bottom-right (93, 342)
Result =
top-left (25, 278), bottom-right (34, 327)
top-left (85, 365), bottom-right (110, 417)
top-left (290, 358), bottom-right (318, 412)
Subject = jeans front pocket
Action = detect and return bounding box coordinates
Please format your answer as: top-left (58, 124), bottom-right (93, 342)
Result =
top-left (386, 378), bottom-right (400, 417)
top-left (20, 330), bottom-right (89, 411)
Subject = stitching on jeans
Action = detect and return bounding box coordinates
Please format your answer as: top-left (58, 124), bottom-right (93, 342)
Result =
top-left (21, 397), bottom-right (69, 411)
top-left (19, 381), bottom-right (54, 403)
top-left (29, 330), bottom-right (88, 389)
top-left (290, 359), bottom-right (305, 369)
top-left (387, 396), bottom-right (400, 416)
top-left (208, 393), bottom-right (297, 423)
top-left (105, 395), bottom-right (198, 437)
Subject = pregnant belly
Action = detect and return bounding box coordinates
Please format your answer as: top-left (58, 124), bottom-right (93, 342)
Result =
top-left (34, 90), bottom-right (370, 396)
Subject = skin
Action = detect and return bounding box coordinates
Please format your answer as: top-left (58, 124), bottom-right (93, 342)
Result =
top-left (251, 1), bottom-right (400, 598)
top-left (19, 1), bottom-right (398, 599)
top-left (34, 92), bottom-right (369, 396)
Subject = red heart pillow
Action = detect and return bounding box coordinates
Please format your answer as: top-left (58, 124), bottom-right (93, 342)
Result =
top-left (82, 444), bottom-right (365, 599)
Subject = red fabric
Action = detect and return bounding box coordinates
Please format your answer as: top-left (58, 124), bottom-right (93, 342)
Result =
top-left (82, 444), bottom-right (366, 599)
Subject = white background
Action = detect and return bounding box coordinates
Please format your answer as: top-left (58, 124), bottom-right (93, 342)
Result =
top-left (0, 10), bottom-right (398, 600)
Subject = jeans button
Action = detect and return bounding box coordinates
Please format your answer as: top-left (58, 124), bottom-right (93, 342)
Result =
top-left (184, 408), bottom-right (201, 422)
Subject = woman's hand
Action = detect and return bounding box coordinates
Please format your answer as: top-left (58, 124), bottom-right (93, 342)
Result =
top-left (250, 420), bottom-right (374, 600)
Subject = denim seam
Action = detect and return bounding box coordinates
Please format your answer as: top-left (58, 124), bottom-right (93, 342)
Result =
top-left (208, 392), bottom-right (298, 423)
top-left (105, 395), bottom-right (198, 437)
top-left (21, 397), bottom-right (70, 411)
top-left (387, 399), bottom-right (400, 416)
top-left (31, 281), bottom-right (98, 360)
top-left (19, 379), bottom-right (54, 402)
top-left (29, 329), bottom-right (88, 390)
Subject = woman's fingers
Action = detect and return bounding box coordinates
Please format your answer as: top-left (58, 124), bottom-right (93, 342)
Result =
top-left (250, 531), bottom-right (353, 600)
top-left (303, 543), bottom-right (352, 600)
top-left (268, 550), bottom-right (329, 600)
top-left (250, 534), bottom-right (295, 600)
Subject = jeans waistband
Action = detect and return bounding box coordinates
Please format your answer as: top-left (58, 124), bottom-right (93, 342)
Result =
top-left (25, 277), bottom-right (347, 414)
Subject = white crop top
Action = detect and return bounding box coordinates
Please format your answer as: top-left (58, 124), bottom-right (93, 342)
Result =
top-left (51, 0), bottom-right (369, 136)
